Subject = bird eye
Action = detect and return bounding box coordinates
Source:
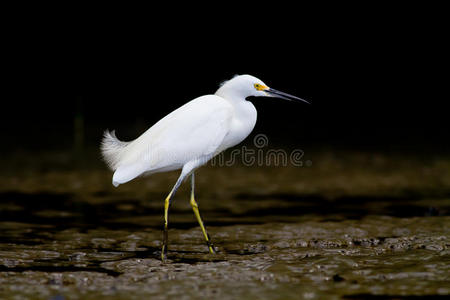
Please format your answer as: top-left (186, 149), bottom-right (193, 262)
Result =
top-left (254, 83), bottom-right (267, 91)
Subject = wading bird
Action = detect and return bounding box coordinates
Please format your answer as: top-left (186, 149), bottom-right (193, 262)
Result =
top-left (101, 74), bottom-right (309, 261)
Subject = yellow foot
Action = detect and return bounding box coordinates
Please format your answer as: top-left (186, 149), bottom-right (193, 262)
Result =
top-left (207, 241), bottom-right (216, 254)
top-left (161, 250), bottom-right (167, 262)
top-left (161, 243), bottom-right (168, 262)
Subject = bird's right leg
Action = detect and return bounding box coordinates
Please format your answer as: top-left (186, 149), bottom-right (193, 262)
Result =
top-left (190, 173), bottom-right (215, 254)
top-left (161, 175), bottom-right (184, 262)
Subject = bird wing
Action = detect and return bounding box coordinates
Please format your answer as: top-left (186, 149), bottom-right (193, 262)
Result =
top-left (112, 95), bottom-right (233, 186)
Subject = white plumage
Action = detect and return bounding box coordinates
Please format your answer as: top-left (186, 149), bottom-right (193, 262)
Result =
top-left (101, 75), bottom-right (263, 187)
top-left (100, 74), bottom-right (308, 260)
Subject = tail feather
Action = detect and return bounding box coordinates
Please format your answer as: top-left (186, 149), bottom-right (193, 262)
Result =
top-left (101, 130), bottom-right (129, 171)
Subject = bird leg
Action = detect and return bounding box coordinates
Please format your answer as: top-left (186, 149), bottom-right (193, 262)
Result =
top-left (190, 173), bottom-right (216, 254)
top-left (161, 191), bottom-right (172, 261)
top-left (161, 176), bottom-right (183, 262)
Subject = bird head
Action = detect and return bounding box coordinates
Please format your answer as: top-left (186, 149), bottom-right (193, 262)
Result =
top-left (216, 74), bottom-right (309, 104)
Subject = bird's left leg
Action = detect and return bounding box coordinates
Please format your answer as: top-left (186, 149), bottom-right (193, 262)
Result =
top-left (161, 174), bottom-right (184, 262)
top-left (190, 173), bottom-right (215, 254)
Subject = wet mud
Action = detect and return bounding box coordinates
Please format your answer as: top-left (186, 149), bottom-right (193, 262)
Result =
top-left (0, 152), bottom-right (449, 299)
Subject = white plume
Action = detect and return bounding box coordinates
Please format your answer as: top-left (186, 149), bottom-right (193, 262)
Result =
top-left (101, 130), bottom-right (129, 171)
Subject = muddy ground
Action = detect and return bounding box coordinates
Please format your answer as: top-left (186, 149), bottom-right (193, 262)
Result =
top-left (0, 150), bottom-right (449, 299)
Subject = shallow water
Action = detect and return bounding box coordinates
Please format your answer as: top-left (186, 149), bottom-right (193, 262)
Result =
top-left (0, 152), bottom-right (449, 299)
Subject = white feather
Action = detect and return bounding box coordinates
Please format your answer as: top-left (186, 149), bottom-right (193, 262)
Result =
top-left (101, 130), bottom-right (129, 171)
top-left (108, 95), bottom-right (235, 186)
top-left (102, 74), bottom-right (265, 187)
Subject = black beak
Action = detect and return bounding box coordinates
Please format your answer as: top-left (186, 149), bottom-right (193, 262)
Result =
top-left (266, 88), bottom-right (310, 105)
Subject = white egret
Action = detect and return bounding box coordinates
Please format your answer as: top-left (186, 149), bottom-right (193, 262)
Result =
top-left (101, 74), bottom-right (309, 261)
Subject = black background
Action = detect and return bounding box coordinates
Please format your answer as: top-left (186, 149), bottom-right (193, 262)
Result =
top-left (2, 4), bottom-right (447, 155)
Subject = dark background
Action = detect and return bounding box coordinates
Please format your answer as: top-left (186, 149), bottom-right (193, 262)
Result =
top-left (2, 4), bottom-right (447, 157)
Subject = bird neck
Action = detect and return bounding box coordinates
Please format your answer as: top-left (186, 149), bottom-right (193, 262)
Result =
top-left (215, 86), bottom-right (247, 104)
top-left (215, 90), bottom-right (256, 124)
